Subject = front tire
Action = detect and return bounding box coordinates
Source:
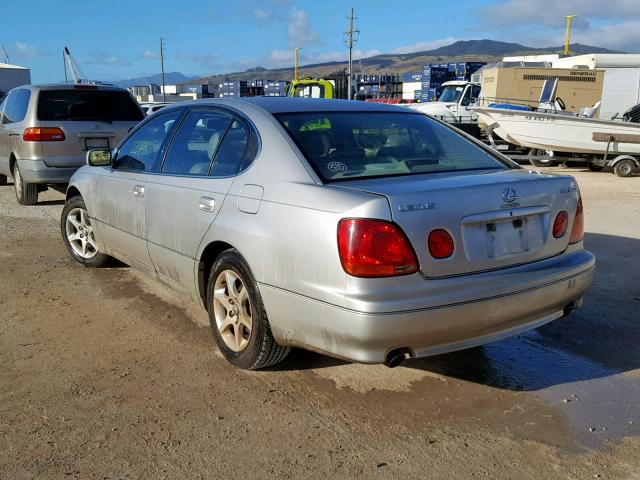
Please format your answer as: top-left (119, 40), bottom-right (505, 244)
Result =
top-left (13, 163), bottom-right (38, 205)
top-left (614, 159), bottom-right (635, 177)
top-left (529, 148), bottom-right (559, 167)
top-left (61, 196), bottom-right (109, 267)
top-left (207, 249), bottom-right (290, 370)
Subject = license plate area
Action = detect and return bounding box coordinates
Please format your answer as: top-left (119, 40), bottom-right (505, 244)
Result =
top-left (84, 137), bottom-right (110, 150)
top-left (485, 217), bottom-right (530, 259)
top-left (461, 207), bottom-right (548, 262)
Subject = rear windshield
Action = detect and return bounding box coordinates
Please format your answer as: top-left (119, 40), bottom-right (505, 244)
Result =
top-left (276, 111), bottom-right (506, 181)
top-left (37, 89), bottom-right (144, 122)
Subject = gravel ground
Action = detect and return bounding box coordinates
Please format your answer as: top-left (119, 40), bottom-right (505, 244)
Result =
top-left (0, 166), bottom-right (639, 479)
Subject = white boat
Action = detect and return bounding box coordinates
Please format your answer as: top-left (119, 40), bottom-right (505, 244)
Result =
top-left (474, 106), bottom-right (640, 156)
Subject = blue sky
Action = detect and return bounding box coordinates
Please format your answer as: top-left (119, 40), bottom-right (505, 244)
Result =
top-left (2, 0), bottom-right (639, 83)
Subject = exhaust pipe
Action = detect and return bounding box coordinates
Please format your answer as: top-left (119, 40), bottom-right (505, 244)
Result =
top-left (384, 348), bottom-right (408, 368)
top-left (563, 297), bottom-right (583, 317)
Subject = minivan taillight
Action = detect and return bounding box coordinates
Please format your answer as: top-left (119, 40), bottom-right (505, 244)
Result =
top-left (569, 197), bottom-right (584, 244)
top-left (23, 127), bottom-right (66, 142)
top-left (337, 219), bottom-right (419, 278)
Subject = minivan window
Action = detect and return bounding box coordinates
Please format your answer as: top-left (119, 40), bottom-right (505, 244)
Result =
top-left (113, 109), bottom-right (181, 171)
top-left (3, 89), bottom-right (31, 124)
top-left (276, 112), bottom-right (505, 182)
top-left (162, 110), bottom-right (232, 176)
top-left (37, 89), bottom-right (144, 122)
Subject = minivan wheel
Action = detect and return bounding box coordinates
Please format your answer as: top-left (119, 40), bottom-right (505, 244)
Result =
top-left (61, 196), bottom-right (109, 267)
top-left (13, 163), bottom-right (38, 205)
top-left (207, 249), bottom-right (290, 370)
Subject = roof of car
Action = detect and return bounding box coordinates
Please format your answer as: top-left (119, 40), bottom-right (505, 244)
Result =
top-left (21, 83), bottom-right (129, 92)
top-left (166, 97), bottom-right (411, 114)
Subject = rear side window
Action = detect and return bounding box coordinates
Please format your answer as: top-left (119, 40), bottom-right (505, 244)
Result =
top-left (37, 89), bottom-right (144, 122)
top-left (210, 120), bottom-right (250, 177)
top-left (113, 110), bottom-right (182, 171)
top-left (276, 111), bottom-right (505, 182)
top-left (3, 89), bottom-right (31, 124)
top-left (162, 110), bottom-right (232, 176)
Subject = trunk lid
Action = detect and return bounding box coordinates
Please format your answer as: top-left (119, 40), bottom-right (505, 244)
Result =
top-left (333, 169), bottom-right (579, 277)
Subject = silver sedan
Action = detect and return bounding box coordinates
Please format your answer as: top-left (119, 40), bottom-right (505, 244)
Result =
top-left (61, 98), bottom-right (594, 369)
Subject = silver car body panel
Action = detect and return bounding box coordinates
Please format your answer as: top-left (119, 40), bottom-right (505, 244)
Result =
top-left (67, 98), bottom-right (594, 363)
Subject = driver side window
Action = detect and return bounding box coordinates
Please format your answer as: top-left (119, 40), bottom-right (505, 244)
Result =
top-left (113, 109), bottom-right (182, 171)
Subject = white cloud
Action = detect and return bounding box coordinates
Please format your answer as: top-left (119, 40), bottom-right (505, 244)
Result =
top-left (85, 50), bottom-right (130, 66)
top-left (11, 41), bottom-right (47, 59)
top-left (178, 51), bottom-right (222, 68)
top-left (392, 37), bottom-right (458, 54)
top-left (253, 8), bottom-right (272, 23)
top-left (288, 8), bottom-right (320, 47)
top-left (142, 50), bottom-right (160, 60)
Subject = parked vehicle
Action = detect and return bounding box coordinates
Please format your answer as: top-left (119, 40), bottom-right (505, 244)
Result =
top-left (61, 98), bottom-right (594, 370)
top-left (409, 81), bottom-right (481, 123)
top-left (0, 84), bottom-right (144, 204)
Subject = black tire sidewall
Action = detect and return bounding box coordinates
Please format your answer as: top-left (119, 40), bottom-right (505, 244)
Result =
top-left (61, 196), bottom-right (108, 267)
top-left (207, 250), bottom-right (270, 370)
top-left (614, 160), bottom-right (634, 177)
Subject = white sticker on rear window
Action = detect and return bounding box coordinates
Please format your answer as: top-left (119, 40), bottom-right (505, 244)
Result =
top-left (327, 161), bottom-right (347, 173)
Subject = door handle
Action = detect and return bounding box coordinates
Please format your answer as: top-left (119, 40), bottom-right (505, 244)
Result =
top-left (133, 185), bottom-right (145, 198)
top-left (199, 196), bottom-right (215, 212)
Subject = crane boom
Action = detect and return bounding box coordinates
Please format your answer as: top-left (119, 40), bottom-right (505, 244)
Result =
top-left (64, 46), bottom-right (84, 84)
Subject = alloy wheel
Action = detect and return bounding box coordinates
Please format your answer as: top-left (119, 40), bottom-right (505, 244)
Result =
top-left (212, 269), bottom-right (253, 352)
top-left (65, 207), bottom-right (98, 259)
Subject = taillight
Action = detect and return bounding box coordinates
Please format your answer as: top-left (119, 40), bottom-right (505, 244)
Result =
top-left (23, 127), bottom-right (66, 142)
top-left (553, 211), bottom-right (568, 238)
top-left (427, 229), bottom-right (455, 259)
top-left (337, 219), bottom-right (419, 278)
top-left (569, 197), bottom-right (584, 244)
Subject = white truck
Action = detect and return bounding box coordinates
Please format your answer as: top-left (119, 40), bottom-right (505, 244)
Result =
top-left (408, 81), bottom-right (481, 123)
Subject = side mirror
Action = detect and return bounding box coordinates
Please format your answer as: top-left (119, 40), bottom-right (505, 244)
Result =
top-left (469, 97), bottom-right (478, 105)
top-left (87, 149), bottom-right (112, 167)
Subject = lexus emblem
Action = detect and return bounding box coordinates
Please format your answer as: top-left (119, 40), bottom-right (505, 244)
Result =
top-left (502, 188), bottom-right (517, 203)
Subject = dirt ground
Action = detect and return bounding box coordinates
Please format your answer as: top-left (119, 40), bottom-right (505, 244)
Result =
top-left (1, 166), bottom-right (639, 479)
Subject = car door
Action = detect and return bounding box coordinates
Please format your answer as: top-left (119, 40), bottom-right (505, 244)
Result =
top-left (0, 91), bottom-right (14, 175)
top-left (93, 108), bottom-right (183, 274)
top-left (145, 107), bottom-right (253, 293)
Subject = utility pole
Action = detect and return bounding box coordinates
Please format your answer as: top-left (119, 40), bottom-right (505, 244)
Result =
top-left (160, 37), bottom-right (166, 102)
top-left (564, 15), bottom-right (577, 57)
top-left (294, 47), bottom-right (300, 82)
top-left (344, 7), bottom-right (359, 100)
top-left (1, 46), bottom-right (9, 64)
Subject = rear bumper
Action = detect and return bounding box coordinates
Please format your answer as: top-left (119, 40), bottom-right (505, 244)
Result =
top-left (260, 249), bottom-right (595, 363)
top-left (16, 159), bottom-right (79, 184)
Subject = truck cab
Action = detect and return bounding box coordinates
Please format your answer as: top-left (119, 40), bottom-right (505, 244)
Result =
top-left (409, 81), bottom-right (481, 123)
top-left (288, 79), bottom-right (335, 99)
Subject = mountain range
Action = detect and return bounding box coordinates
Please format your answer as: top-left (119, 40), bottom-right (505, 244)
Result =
top-left (113, 39), bottom-right (624, 88)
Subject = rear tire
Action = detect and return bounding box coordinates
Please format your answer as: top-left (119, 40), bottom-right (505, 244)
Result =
top-left (207, 249), bottom-right (290, 370)
top-left (13, 163), bottom-right (38, 205)
top-left (529, 148), bottom-right (559, 167)
top-left (614, 159), bottom-right (635, 177)
top-left (61, 196), bottom-right (110, 267)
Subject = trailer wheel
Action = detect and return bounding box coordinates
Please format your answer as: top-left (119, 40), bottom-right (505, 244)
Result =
top-left (614, 159), bottom-right (635, 177)
top-left (529, 148), bottom-right (559, 167)
top-left (588, 164), bottom-right (604, 172)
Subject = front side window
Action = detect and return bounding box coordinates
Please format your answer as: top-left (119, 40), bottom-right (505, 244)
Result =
top-left (113, 109), bottom-right (182, 171)
top-left (162, 110), bottom-right (232, 175)
top-left (277, 112), bottom-right (506, 182)
top-left (37, 89), bottom-right (144, 122)
top-left (3, 89), bottom-right (31, 124)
